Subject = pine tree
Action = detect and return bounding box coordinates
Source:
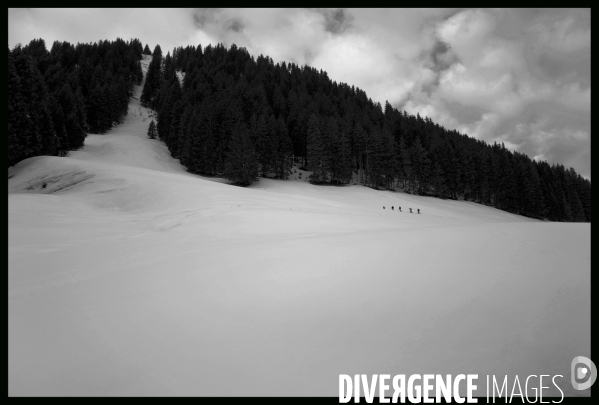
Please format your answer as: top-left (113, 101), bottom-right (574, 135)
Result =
top-left (338, 131), bottom-right (354, 184)
top-left (445, 148), bottom-right (461, 199)
top-left (140, 50), bottom-right (163, 109)
top-left (195, 94), bottom-right (218, 174)
top-left (59, 83), bottom-right (86, 150)
top-left (38, 104), bottom-right (58, 156)
top-left (329, 118), bottom-right (353, 184)
top-left (379, 126), bottom-right (396, 189)
top-left (365, 127), bottom-right (387, 189)
top-left (521, 159), bottom-right (545, 218)
top-left (430, 161), bottom-right (446, 197)
top-left (48, 95), bottom-right (70, 155)
top-left (180, 108), bottom-right (200, 171)
top-left (410, 137), bottom-right (430, 195)
top-left (143, 44), bottom-right (152, 55)
top-left (476, 152), bottom-right (492, 204)
top-left (8, 48), bottom-right (33, 166)
top-left (12, 49), bottom-right (51, 159)
top-left (167, 100), bottom-right (184, 156)
top-left (255, 113), bottom-right (273, 176)
top-left (273, 116), bottom-right (294, 179)
top-left (460, 151), bottom-right (477, 200)
top-left (218, 98), bottom-right (245, 173)
top-left (99, 85), bottom-right (113, 131)
top-left (497, 150), bottom-right (517, 212)
top-left (306, 114), bottom-right (327, 183)
top-left (176, 106), bottom-right (193, 164)
top-left (398, 136), bottom-right (412, 191)
top-left (224, 121), bottom-right (258, 186)
top-left (147, 120), bottom-right (157, 139)
top-left (566, 168), bottom-right (586, 222)
top-left (324, 117), bottom-right (340, 182)
top-left (574, 174), bottom-right (591, 222)
top-left (156, 79), bottom-right (182, 147)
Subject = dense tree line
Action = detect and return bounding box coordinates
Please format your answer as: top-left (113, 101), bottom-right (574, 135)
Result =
top-left (140, 45), bottom-right (163, 108)
top-left (10, 37), bottom-right (587, 222)
top-left (8, 37), bottom-right (144, 166)
top-left (145, 43), bottom-right (590, 222)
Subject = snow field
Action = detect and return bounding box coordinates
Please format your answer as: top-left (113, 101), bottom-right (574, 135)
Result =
top-left (9, 54), bottom-right (590, 396)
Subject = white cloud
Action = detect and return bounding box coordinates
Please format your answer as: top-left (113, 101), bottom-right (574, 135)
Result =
top-left (528, 13), bottom-right (590, 53)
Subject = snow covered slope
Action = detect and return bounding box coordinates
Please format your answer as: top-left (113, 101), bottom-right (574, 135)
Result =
top-left (8, 55), bottom-right (590, 397)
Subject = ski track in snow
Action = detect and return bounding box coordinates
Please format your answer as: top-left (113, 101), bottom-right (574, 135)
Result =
top-left (9, 54), bottom-right (590, 396)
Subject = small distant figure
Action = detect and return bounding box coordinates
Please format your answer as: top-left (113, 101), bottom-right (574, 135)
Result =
top-left (409, 208), bottom-right (412, 213)
top-left (417, 209), bottom-right (420, 214)
top-left (391, 206), bottom-right (394, 210)
top-left (383, 206), bottom-right (385, 209)
top-left (398, 206), bottom-right (401, 212)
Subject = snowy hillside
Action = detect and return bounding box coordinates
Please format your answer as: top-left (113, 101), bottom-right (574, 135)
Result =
top-left (8, 55), bottom-right (590, 396)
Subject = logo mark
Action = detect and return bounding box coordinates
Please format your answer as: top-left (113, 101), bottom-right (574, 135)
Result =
top-left (571, 356), bottom-right (596, 390)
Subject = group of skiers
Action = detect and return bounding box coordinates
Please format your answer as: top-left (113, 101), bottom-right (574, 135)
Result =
top-left (383, 206), bottom-right (420, 214)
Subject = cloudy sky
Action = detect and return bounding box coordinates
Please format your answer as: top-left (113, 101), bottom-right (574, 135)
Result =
top-left (8, 8), bottom-right (591, 178)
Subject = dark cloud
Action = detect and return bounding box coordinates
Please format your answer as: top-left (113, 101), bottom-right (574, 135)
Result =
top-left (429, 40), bottom-right (456, 72)
top-left (419, 40), bottom-right (456, 96)
top-left (192, 8), bottom-right (220, 29)
top-left (324, 9), bottom-right (354, 34)
top-left (226, 18), bottom-right (245, 33)
top-left (430, 41), bottom-right (449, 64)
top-left (310, 8), bottom-right (354, 35)
top-left (192, 13), bottom-right (203, 28)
